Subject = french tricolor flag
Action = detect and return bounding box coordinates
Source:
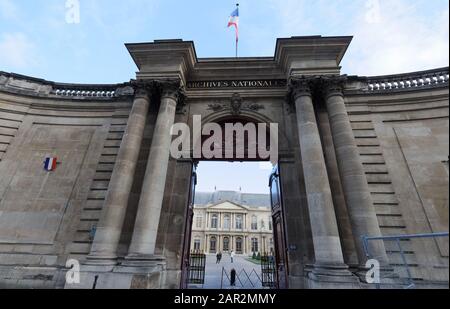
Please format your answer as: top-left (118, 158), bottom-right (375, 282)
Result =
top-left (44, 157), bottom-right (57, 172)
top-left (228, 5), bottom-right (239, 42)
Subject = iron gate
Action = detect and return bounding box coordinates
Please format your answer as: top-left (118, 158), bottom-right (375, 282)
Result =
top-left (188, 252), bottom-right (206, 285)
top-left (261, 254), bottom-right (276, 288)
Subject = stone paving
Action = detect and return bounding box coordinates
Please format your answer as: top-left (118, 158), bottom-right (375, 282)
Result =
top-left (189, 254), bottom-right (264, 289)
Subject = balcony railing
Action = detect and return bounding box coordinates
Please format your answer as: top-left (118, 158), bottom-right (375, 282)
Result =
top-left (363, 67), bottom-right (449, 92)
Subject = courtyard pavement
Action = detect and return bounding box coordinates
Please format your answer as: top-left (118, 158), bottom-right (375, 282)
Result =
top-left (189, 254), bottom-right (264, 289)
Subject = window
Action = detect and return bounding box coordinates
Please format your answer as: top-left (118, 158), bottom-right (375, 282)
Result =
top-left (236, 237), bottom-right (243, 254)
top-left (211, 214), bottom-right (218, 229)
top-left (196, 216), bottom-right (202, 228)
top-left (261, 219), bottom-right (265, 229)
top-left (251, 216), bottom-right (258, 230)
top-left (210, 236), bottom-right (217, 253)
top-left (224, 215), bottom-right (230, 229)
top-left (269, 217), bottom-right (273, 231)
top-left (235, 215), bottom-right (243, 230)
top-left (251, 238), bottom-right (259, 253)
top-left (269, 238), bottom-right (274, 253)
top-left (194, 238), bottom-right (201, 251)
top-left (223, 237), bottom-right (230, 252)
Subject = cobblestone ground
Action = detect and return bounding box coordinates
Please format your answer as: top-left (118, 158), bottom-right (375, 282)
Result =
top-left (189, 254), bottom-right (264, 289)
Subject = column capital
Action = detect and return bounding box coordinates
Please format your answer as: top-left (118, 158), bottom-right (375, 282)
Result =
top-left (157, 79), bottom-right (186, 114)
top-left (320, 76), bottom-right (347, 100)
top-left (157, 79), bottom-right (183, 100)
top-left (131, 80), bottom-right (155, 99)
top-left (288, 77), bottom-right (316, 101)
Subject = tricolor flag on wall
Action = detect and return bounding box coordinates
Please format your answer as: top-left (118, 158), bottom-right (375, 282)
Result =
top-left (44, 157), bottom-right (58, 171)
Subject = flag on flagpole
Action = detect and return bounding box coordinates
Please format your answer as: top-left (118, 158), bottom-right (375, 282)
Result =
top-left (44, 157), bottom-right (58, 171)
top-left (227, 5), bottom-right (239, 43)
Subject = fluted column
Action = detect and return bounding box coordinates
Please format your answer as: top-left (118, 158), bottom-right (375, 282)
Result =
top-left (291, 78), bottom-right (349, 273)
top-left (126, 81), bottom-right (181, 262)
top-left (323, 78), bottom-right (389, 266)
top-left (86, 86), bottom-right (151, 265)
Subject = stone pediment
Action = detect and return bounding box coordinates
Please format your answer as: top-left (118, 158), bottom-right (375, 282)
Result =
top-left (206, 201), bottom-right (248, 212)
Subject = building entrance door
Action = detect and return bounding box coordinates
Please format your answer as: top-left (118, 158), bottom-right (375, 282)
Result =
top-left (269, 165), bottom-right (289, 289)
top-left (180, 164), bottom-right (197, 289)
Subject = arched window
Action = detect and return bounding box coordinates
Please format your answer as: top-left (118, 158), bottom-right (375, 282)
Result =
top-left (211, 214), bottom-right (218, 229)
top-left (224, 215), bottom-right (230, 229)
top-left (223, 237), bottom-right (230, 252)
top-left (235, 215), bottom-right (243, 230)
top-left (236, 237), bottom-right (243, 254)
top-left (251, 216), bottom-right (258, 230)
top-left (210, 236), bottom-right (217, 253)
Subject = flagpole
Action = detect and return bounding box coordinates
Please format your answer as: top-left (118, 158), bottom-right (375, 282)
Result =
top-left (236, 3), bottom-right (239, 58)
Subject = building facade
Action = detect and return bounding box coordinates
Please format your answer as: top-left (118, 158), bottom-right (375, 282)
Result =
top-left (190, 191), bottom-right (274, 255)
top-left (0, 36), bottom-right (448, 289)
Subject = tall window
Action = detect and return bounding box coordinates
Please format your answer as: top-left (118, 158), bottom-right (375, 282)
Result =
top-left (211, 214), bottom-right (218, 229)
top-left (269, 217), bottom-right (273, 231)
top-left (196, 215), bottom-right (202, 228)
top-left (269, 238), bottom-right (274, 254)
top-left (194, 238), bottom-right (201, 251)
top-left (223, 237), bottom-right (230, 252)
top-left (236, 237), bottom-right (243, 254)
top-left (251, 238), bottom-right (259, 253)
top-left (235, 214), bottom-right (243, 230)
top-left (210, 236), bottom-right (217, 253)
top-left (251, 216), bottom-right (258, 230)
top-left (224, 215), bottom-right (230, 229)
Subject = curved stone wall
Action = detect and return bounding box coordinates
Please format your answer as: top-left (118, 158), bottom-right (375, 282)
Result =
top-left (345, 67), bottom-right (449, 283)
top-left (0, 72), bottom-right (135, 288)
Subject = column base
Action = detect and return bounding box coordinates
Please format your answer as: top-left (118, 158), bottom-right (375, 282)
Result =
top-left (121, 254), bottom-right (166, 268)
top-left (84, 254), bottom-right (119, 266)
top-left (306, 263), bottom-right (361, 288)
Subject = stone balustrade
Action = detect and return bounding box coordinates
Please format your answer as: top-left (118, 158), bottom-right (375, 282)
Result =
top-left (365, 67), bottom-right (449, 92)
top-left (0, 71), bottom-right (134, 98)
top-left (53, 88), bottom-right (117, 97)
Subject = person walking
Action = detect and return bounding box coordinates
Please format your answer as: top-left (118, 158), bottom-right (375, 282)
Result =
top-left (218, 252), bottom-right (222, 263)
top-left (216, 252), bottom-right (221, 264)
top-left (230, 250), bottom-right (235, 263)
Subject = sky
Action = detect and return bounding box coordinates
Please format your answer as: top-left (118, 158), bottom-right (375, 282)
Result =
top-left (1, 0), bottom-right (449, 194)
top-left (0, 0), bottom-right (448, 83)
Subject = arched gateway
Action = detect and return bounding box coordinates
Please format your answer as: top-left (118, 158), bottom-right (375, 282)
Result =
top-left (0, 36), bottom-right (448, 289)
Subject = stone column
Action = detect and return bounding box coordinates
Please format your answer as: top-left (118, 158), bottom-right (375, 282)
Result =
top-left (86, 85), bottom-right (151, 265)
top-left (126, 81), bottom-right (181, 263)
top-left (323, 78), bottom-right (389, 266)
top-left (291, 78), bottom-right (350, 275)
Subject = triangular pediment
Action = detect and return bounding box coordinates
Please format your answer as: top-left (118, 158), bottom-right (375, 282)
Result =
top-left (206, 201), bottom-right (248, 211)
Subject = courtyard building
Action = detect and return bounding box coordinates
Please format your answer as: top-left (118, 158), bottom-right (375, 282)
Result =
top-left (190, 191), bottom-right (274, 256)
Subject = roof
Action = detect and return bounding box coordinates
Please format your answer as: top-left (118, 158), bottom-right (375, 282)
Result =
top-left (194, 191), bottom-right (271, 208)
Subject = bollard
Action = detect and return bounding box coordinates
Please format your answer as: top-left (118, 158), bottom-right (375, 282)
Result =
top-left (230, 269), bottom-right (236, 287)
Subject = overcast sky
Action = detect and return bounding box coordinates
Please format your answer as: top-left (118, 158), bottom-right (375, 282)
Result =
top-left (0, 0), bottom-right (448, 194)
